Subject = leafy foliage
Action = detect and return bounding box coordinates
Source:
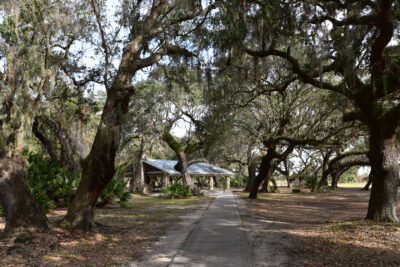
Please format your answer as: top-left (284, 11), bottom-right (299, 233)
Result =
top-left (230, 177), bottom-right (246, 188)
top-left (27, 153), bottom-right (80, 208)
top-left (99, 163), bottom-right (131, 207)
top-left (242, 176), bottom-right (249, 187)
top-left (30, 188), bottom-right (54, 213)
top-left (161, 182), bottom-right (192, 199)
top-left (99, 178), bottom-right (131, 207)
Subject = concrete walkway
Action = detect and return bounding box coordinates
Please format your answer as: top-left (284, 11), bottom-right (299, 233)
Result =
top-left (170, 191), bottom-right (254, 267)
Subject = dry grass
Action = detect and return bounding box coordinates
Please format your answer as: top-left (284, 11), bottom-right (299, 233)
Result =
top-left (235, 188), bottom-right (400, 266)
top-left (0, 194), bottom-right (213, 266)
top-left (337, 182), bottom-right (365, 188)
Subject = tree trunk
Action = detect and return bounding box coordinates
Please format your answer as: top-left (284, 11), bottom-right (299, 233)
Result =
top-left (249, 156), bottom-right (269, 198)
top-left (32, 117), bottom-right (59, 164)
top-left (363, 173), bottom-right (373, 191)
top-left (129, 139), bottom-right (145, 193)
top-left (0, 155), bottom-right (49, 239)
top-left (213, 176), bottom-right (219, 188)
top-left (177, 152), bottom-right (196, 191)
top-left (244, 160), bottom-right (256, 192)
top-left (61, 85), bottom-right (133, 230)
top-left (319, 171), bottom-right (329, 189)
top-left (285, 175), bottom-right (291, 188)
top-left (318, 152), bottom-right (331, 189)
top-left (260, 177), bottom-right (270, 192)
top-left (366, 127), bottom-right (399, 222)
top-left (32, 116), bottom-right (88, 172)
top-left (249, 155), bottom-right (278, 199)
top-left (58, 122), bottom-right (87, 172)
top-left (284, 160), bottom-right (291, 188)
top-left (330, 170), bottom-right (339, 188)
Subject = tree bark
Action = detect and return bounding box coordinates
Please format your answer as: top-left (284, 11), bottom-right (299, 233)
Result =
top-left (260, 177), bottom-right (270, 192)
top-left (245, 161), bottom-right (256, 192)
top-left (32, 117), bottom-right (59, 164)
top-left (58, 122), bottom-right (87, 172)
top-left (363, 173), bottom-right (373, 191)
top-left (0, 155), bottom-right (49, 238)
top-left (281, 159), bottom-right (291, 188)
top-left (32, 116), bottom-right (88, 172)
top-left (366, 126), bottom-right (399, 222)
top-left (330, 170), bottom-right (339, 188)
top-left (177, 152), bottom-right (196, 191)
top-left (249, 154), bottom-right (278, 199)
top-left (129, 139), bottom-right (145, 193)
top-left (213, 176), bottom-right (219, 188)
top-left (318, 152), bottom-right (331, 188)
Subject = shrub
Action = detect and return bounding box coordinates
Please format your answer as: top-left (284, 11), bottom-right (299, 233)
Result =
top-left (0, 205), bottom-right (3, 217)
top-left (161, 182), bottom-right (192, 199)
top-left (99, 178), bottom-right (131, 207)
top-left (98, 162), bottom-right (131, 207)
top-left (31, 187), bottom-right (54, 212)
top-left (27, 153), bottom-right (80, 208)
top-left (305, 176), bottom-right (318, 192)
top-left (242, 176), bottom-right (249, 187)
top-left (230, 178), bottom-right (238, 187)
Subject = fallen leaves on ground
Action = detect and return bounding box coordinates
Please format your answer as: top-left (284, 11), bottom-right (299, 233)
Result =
top-left (235, 188), bottom-right (400, 266)
top-left (0, 194), bottom-right (213, 266)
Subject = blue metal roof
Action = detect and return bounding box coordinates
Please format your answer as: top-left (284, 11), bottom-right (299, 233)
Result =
top-left (143, 159), bottom-right (233, 176)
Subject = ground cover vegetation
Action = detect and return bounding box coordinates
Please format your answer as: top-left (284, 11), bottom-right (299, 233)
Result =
top-left (1, 0), bottom-right (400, 265)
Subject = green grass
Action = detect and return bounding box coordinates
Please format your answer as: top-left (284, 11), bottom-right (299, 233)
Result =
top-left (330, 224), bottom-right (343, 232)
top-left (43, 252), bottom-right (76, 261)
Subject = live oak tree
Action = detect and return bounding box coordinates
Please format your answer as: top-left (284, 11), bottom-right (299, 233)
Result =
top-left (62, 0), bottom-right (212, 229)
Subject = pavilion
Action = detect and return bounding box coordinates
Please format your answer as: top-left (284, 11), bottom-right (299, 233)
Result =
top-left (142, 159), bottom-right (233, 190)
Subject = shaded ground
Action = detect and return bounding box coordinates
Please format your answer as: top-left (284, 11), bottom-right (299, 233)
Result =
top-left (235, 188), bottom-right (400, 267)
top-left (0, 194), bottom-right (213, 266)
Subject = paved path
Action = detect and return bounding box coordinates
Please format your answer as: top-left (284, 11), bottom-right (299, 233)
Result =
top-left (170, 191), bottom-right (254, 267)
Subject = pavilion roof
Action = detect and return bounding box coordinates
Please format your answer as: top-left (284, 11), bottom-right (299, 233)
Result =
top-left (143, 159), bottom-right (233, 176)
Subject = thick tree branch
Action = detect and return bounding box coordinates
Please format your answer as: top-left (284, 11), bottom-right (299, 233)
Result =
top-left (244, 46), bottom-right (352, 98)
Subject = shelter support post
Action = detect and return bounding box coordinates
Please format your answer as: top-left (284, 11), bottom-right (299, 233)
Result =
top-left (209, 176), bottom-right (214, 190)
top-left (163, 174), bottom-right (169, 187)
top-left (225, 176), bottom-right (230, 190)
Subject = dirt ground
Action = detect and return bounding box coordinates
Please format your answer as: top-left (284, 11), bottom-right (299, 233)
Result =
top-left (0, 194), bottom-right (213, 266)
top-left (235, 188), bottom-right (400, 267)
